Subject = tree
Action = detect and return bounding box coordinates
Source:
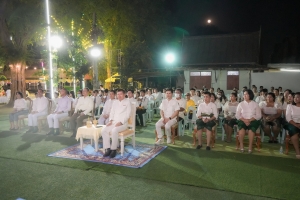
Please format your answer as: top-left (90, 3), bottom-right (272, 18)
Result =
top-left (0, 0), bottom-right (44, 105)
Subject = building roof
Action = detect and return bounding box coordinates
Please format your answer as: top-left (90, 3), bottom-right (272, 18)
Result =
top-left (182, 31), bottom-right (261, 67)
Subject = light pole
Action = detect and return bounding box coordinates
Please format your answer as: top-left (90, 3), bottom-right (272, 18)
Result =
top-left (50, 35), bottom-right (63, 91)
top-left (165, 52), bottom-right (175, 87)
top-left (90, 46), bottom-right (101, 90)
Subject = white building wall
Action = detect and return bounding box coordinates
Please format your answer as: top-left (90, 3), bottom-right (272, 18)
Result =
top-left (251, 71), bottom-right (300, 92)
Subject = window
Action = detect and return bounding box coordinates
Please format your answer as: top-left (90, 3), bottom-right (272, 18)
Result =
top-left (190, 71), bottom-right (212, 89)
top-left (227, 71), bottom-right (239, 90)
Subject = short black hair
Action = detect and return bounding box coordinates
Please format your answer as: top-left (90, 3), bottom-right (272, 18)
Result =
top-left (140, 89), bottom-right (146, 93)
top-left (175, 88), bottom-right (182, 93)
top-left (93, 90), bottom-right (99, 93)
top-left (190, 88), bottom-right (195, 91)
top-left (231, 92), bottom-right (237, 98)
top-left (127, 89), bottom-right (134, 93)
top-left (245, 89), bottom-right (254, 100)
top-left (165, 88), bottom-right (173, 93)
top-left (16, 91), bottom-right (23, 98)
top-left (267, 92), bottom-right (275, 101)
top-left (84, 87), bottom-right (90, 92)
top-left (117, 89), bottom-right (125, 94)
top-left (109, 90), bottom-right (116, 94)
top-left (210, 93), bottom-right (216, 99)
top-left (203, 91), bottom-right (211, 97)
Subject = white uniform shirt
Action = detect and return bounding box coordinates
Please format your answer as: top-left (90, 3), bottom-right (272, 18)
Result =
top-left (32, 96), bottom-right (49, 113)
top-left (255, 96), bottom-right (265, 104)
top-left (153, 92), bottom-right (162, 100)
top-left (196, 102), bottom-right (218, 119)
top-left (128, 97), bottom-right (138, 107)
top-left (223, 101), bottom-right (239, 118)
top-left (74, 96), bottom-right (93, 115)
top-left (236, 101), bottom-right (261, 120)
top-left (102, 99), bottom-right (115, 115)
top-left (137, 96), bottom-right (149, 108)
top-left (286, 104), bottom-right (300, 123)
top-left (92, 96), bottom-right (102, 108)
top-left (259, 101), bottom-right (281, 115)
top-left (109, 98), bottom-right (132, 124)
top-left (159, 98), bottom-right (180, 118)
top-left (175, 98), bottom-right (187, 119)
top-left (13, 98), bottom-right (27, 110)
top-left (54, 95), bottom-right (72, 113)
top-left (191, 95), bottom-right (201, 105)
top-left (145, 94), bottom-right (154, 101)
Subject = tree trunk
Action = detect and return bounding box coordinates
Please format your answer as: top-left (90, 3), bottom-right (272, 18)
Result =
top-left (8, 62), bottom-right (26, 106)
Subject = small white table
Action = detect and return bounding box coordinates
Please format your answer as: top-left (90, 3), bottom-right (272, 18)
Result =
top-left (76, 125), bottom-right (105, 152)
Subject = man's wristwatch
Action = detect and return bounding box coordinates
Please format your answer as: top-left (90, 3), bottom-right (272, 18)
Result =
top-left (169, 117), bottom-right (172, 120)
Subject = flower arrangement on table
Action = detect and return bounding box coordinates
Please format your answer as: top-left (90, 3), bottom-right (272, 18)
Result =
top-left (201, 112), bottom-right (214, 118)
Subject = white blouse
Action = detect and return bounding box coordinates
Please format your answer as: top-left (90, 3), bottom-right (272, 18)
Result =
top-left (13, 98), bottom-right (27, 110)
top-left (259, 101), bottom-right (282, 115)
top-left (236, 101), bottom-right (261, 120)
top-left (286, 104), bottom-right (300, 123)
top-left (196, 102), bottom-right (218, 119)
top-left (223, 101), bottom-right (239, 118)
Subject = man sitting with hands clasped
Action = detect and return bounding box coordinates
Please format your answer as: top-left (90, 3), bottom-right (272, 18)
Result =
top-left (155, 88), bottom-right (180, 144)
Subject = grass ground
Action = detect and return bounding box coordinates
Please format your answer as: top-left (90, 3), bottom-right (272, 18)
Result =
top-left (0, 104), bottom-right (298, 200)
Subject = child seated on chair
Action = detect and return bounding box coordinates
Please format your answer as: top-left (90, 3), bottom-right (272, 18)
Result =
top-left (195, 92), bottom-right (218, 151)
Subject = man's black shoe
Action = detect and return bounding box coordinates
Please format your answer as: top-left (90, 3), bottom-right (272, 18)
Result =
top-left (53, 128), bottom-right (60, 135)
top-left (103, 148), bottom-right (111, 157)
top-left (196, 145), bottom-right (202, 149)
top-left (206, 146), bottom-right (211, 151)
top-left (47, 128), bottom-right (54, 135)
top-left (109, 150), bottom-right (117, 158)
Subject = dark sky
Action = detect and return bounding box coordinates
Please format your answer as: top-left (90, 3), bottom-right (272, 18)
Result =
top-left (168, 0), bottom-right (300, 64)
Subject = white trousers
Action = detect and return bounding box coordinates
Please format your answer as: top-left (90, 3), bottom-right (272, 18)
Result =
top-left (47, 113), bottom-right (69, 128)
top-left (155, 118), bottom-right (177, 138)
top-left (98, 115), bottom-right (109, 125)
top-left (102, 122), bottom-right (128, 150)
top-left (28, 111), bottom-right (48, 126)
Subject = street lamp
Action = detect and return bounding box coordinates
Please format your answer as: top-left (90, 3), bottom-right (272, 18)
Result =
top-left (164, 52), bottom-right (176, 87)
top-left (90, 46), bottom-right (102, 90)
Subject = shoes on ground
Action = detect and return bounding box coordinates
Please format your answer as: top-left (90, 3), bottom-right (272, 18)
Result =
top-left (109, 150), bottom-right (117, 158)
top-left (196, 145), bottom-right (202, 149)
top-left (103, 148), bottom-right (111, 157)
top-left (155, 138), bottom-right (164, 145)
top-left (206, 146), bottom-right (211, 151)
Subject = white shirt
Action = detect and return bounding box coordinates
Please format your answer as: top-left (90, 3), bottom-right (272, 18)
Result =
top-left (102, 99), bottom-right (115, 115)
top-left (213, 99), bottom-right (222, 109)
top-left (175, 98), bottom-right (187, 119)
top-left (286, 104), bottom-right (300, 123)
top-left (6, 89), bottom-right (11, 98)
top-left (223, 101), bottom-right (239, 118)
top-left (191, 95), bottom-right (201, 105)
top-left (32, 96), bottom-right (49, 113)
top-left (159, 98), bottom-right (180, 118)
top-left (196, 102), bottom-right (218, 119)
top-left (255, 96), bottom-right (265, 104)
top-left (137, 96), bottom-right (148, 108)
top-left (92, 96), bottom-right (102, 108)
top-left (13, 98), bottom-right (27, 110)
top-left (145, 94), bottom-right (154, 101)
top-left (153, 92), bottom-right (162, 100)
top-left (259, 101), bottom-right (281, 115)
top-left (236, 101), bottom-right (261, 120)
top-left (109, 98), bottom-right (132, 124)
top-left (54, 95), bottom-right (72, 113)
top-left (128, 97), bottom-right (138, 107)
top-left (74, 96), bottom-right (93, 115)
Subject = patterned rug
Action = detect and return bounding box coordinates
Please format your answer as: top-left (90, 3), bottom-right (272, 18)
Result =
top-left (48, 140), bottom-right (167, 168)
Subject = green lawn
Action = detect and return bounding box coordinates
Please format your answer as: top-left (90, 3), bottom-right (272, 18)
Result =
top-left (0, 104), bottom-right (298, 200)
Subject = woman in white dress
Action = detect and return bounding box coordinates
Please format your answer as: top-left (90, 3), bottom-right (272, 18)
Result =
top-left (223, 92), bottom-right (239, 142)
top-left (9, 92), bottom-right (28, 130)
top-left (259, 93), bottom-right (282, 143)
top-left (285, 92), bottom-right (300, 159)
top-left (236, 89), bottom-right (262, 153)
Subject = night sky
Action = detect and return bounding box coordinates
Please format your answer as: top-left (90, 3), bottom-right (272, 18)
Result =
top-left (168, 0), bottom-right (300, 64)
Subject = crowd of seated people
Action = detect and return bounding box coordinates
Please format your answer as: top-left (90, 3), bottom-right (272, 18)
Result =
top-left (6, 84), bottom-right (300, 159)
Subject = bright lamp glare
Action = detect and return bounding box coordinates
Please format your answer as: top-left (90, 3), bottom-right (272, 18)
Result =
top-left (90, 48), bottom-right (101, 57)
top-left (50, 36), bottom-right (62, 49)
top-left (165, 53), bottom-right (175, 63)
top-left (280, 69), bottom-right (300, 72)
